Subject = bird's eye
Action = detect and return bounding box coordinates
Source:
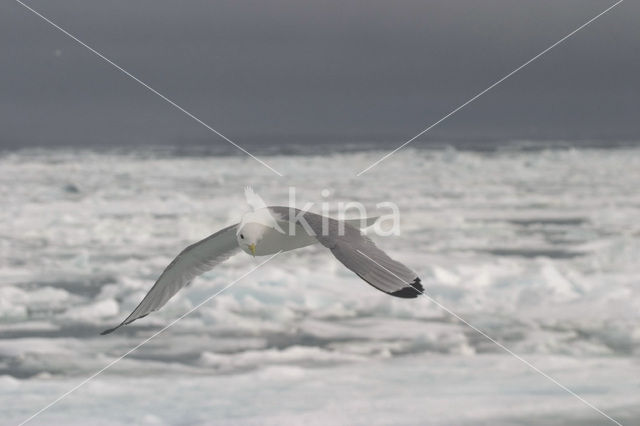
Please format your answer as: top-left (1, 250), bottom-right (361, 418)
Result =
top-left (240, 234), bottom-right (244, 239)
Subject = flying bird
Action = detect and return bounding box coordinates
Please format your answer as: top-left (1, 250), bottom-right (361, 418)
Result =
top-left (101, 196), bottom-right (422, 335)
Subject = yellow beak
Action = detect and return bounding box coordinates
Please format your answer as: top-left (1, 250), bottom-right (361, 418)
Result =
top-left (249, 243), bottom-right (256, 256)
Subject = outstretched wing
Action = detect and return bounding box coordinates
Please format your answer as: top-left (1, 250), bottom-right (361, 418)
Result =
top-left (101, 224), bottom-right (240, 334)
top-left (267, 207), bottom-right (422, 298)
top-left (329, 233), bottom-right (423, 298)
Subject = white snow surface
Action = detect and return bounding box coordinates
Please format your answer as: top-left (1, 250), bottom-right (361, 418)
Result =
top-left (0, 146), bottom-right (639, 425)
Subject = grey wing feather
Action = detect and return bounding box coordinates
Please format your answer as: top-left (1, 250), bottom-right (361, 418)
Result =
top-left (268, 207), bottom-right (422, 298)
top-left (329, 233), bottom-right (423, 298)
top-left (101, 224), bottom-right (240, 334)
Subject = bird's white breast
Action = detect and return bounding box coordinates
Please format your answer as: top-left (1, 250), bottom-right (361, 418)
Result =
top-left (244, 222), bottom-right (318, 256)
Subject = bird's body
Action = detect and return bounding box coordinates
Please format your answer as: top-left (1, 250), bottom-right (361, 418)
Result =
top-left (101, 205), bottom-right (422, 335)
top-left (238, 220), bottom-right (317, 256)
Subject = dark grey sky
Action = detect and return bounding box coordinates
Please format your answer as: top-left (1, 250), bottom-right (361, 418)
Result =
top-left (1, 0), bottom-right (638, 150)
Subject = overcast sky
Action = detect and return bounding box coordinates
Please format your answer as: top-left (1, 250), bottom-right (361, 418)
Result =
top-left (1, 0), bottom-right (638, 150)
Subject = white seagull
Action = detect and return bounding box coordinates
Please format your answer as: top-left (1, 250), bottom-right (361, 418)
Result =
top-left (101, 190), bottom-right (422, 334)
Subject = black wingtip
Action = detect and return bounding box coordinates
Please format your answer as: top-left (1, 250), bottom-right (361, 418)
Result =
top-left (100, 313), bottom-right (150, 335)
top-left (410, 277), bottom-right (424, 293)
top-left (390, 277), bottom-right (423, 298)
top-left (100, 326), bottom-right (118, 335)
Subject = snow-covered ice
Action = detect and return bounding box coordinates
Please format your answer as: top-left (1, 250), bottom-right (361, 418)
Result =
top-left (0, 145), bottom-right (638, 425)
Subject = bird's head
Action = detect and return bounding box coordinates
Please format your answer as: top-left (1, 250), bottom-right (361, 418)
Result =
top-left (236, 222), bottom-right (267, 256)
